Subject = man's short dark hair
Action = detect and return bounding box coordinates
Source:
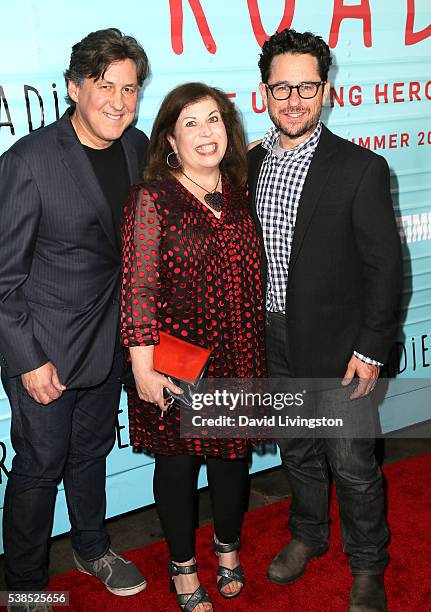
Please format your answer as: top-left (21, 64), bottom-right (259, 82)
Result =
top-left (64, 28), bottom-right (149, 107)
top-left (258, 29), bottom-right (332, 83)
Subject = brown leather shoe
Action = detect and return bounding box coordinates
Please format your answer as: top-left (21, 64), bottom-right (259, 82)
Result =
top-left (267, 538), bottom-right (329, 585)
top-left (349, 574), bottom-right (386, 612)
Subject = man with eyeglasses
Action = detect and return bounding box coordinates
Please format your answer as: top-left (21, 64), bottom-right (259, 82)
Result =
top-left (248, 29), bottom-right (401, 611)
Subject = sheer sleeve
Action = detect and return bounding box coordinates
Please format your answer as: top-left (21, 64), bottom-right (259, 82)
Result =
top-left (121, 183), bottom-right (162, 347)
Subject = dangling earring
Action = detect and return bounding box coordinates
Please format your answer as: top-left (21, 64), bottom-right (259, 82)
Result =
top-left (166, 151), bottom-right (181, 169)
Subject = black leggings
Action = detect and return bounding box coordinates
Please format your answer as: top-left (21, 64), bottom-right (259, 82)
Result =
top-left (153, 454), bottom-right (249, 562)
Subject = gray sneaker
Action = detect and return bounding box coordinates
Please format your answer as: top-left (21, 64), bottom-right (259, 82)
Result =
top-left (7, 605), bottom-right (52, 612)
top-left (73, 548), bottom-right (147, 596)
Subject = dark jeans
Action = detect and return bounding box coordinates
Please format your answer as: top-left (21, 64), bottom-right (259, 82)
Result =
top-left (1, 349), bottom-right (123, 590)
top-left (265, 312), bottom-right (389, 574)
top-left (153, 453), bottom-right (249, 562)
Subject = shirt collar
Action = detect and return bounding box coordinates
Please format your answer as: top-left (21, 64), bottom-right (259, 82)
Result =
top-left (261, 122), bottom-right (322, 160)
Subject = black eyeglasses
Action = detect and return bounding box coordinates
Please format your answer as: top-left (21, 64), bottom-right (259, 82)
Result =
top-left (265, 81), bottom-right (326, 100)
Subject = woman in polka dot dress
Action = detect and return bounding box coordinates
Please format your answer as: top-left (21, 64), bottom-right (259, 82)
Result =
top-left (121, 83), bottom-right (266, 611)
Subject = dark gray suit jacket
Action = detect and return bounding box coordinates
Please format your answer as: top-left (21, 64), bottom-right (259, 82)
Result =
top-left (248, 124), bottom-right (402, 378)
top-left (0, 111), bottom-right (148, 387)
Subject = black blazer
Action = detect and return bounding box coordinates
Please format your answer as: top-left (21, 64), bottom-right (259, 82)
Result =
top-left (0, 111), bottom-right (148, 387)
top-left (248, 124), bottom-right (402, 378)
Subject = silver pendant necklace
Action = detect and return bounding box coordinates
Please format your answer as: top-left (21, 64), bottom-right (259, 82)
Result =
top-left (181, 170), bottom-right (223, 212)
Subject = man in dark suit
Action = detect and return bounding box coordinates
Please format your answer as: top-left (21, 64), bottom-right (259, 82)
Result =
top-left (248, 29), bottom-right (401, 611)
top-left (0, 29), bottom-right (149, 604)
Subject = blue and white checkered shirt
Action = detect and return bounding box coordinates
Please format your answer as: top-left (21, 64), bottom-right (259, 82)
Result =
top-left (256, 122), bottom-right (321, 313)
top-left (256, 121), bottom-right (382, 366)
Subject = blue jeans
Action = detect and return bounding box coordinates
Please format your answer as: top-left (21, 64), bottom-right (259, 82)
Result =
top-left (266, 312), bottom-right (389, 574)
top-left (1, 349), bottom-right (123, 590)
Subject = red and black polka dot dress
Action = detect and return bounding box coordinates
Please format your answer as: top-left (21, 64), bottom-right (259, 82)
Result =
top-left (121, 176), bottom-right (266, 458)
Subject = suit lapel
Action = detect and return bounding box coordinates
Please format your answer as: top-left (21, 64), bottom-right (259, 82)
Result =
top-left (248, 145), bottom-right (266, 243)
top-left (121, 130), bottom-right (140, 184)
top-left (57, 112), bottom-right (118, 252)
top-left (288, 125), bottom-right (338, 273)
top-left (248, 144), bottom-right (268, 292)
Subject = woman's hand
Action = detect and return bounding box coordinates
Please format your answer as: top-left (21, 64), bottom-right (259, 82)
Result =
top-left (129, 345), bottom-right (183, 412)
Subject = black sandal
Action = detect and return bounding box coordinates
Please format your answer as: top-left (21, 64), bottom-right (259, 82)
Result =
top-left (169, 559), bottom-right (212, 611)
top-left (213, 537), bottom-right (245, 599)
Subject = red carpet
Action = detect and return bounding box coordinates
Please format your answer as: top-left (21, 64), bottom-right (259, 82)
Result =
top-left (49, 453), bottom-right (431, 611)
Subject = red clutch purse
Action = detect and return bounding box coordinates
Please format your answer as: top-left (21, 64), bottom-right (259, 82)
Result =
top-left (120, 331), bottom-right (212, 407)
top-left (153, 331), bottom-right (212, 384)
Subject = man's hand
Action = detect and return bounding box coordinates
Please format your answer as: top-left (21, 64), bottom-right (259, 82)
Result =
top-left (21, 362), bottom-right (66, 404)
top-left (341, 355), bottom-right (380, 400)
